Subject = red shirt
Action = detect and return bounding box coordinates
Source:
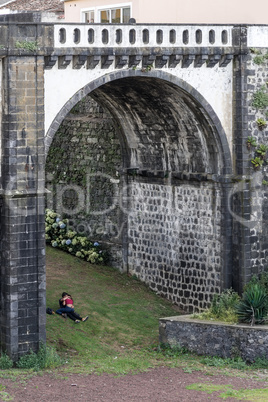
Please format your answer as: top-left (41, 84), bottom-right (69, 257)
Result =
top-left (66, 298), bottom-right (73, 305)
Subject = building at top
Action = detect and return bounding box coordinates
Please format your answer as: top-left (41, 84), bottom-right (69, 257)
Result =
top-left (63, 0), bottom-right (268, 24)
top-left (0, 0), bottom-right (64, 22)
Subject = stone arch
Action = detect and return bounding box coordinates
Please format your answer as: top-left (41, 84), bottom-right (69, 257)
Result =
top-left (45, 70), bottom-right (233, 311)
top-left (45, 70), bottom-right (232, 176)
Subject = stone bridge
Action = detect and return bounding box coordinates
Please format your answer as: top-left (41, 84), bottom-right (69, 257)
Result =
top-left (0, 19), bottom-right (268, 359)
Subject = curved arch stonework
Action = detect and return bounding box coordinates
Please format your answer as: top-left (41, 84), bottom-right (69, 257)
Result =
top-left (45, 70), bottom-right (232, 176)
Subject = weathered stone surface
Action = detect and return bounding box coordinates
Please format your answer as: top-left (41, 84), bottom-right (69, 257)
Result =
top-left (159, 315), bottom-right (268, 362)
top-left (45, 97), bottom-right (124, 269)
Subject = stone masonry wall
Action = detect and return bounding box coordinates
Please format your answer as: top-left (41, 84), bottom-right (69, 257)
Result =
top-left (159, 315), bottom-right (268, 362)
top-left (128, 179), bottom-right (223, 312)
top-left (45, 96), bottom-right (124, 267)
top-left (232, 43), bottom-right (268, 293)
top-left (1, 51), bottom-right (47, 359)
top-left (246, 50), bottom-right (268, 276)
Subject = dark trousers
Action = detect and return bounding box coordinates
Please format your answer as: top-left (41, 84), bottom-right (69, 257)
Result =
top-left (59, 299), bottom-right (83, 321)
top-left (66, 310), bottom-right (83, 321)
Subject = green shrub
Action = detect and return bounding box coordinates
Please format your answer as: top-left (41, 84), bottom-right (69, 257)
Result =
top-left (192, 289), bottom-right (240, 323)
top-left (45, 208), bottom-right (108, 264)
top-left (259, 270), bottom-right (268, 294)
top-left (251, 356), bottom-right (268, 369)
top-left (0, 352), bottom-right (13, 369)
top-left (244, 271), bottom-right (268, 295)
top-left (200, 356), bottom-right (247, 370)
top-left (16, 350), bottom-right (39, 370)
top-left (210, 289), bottom-right (240, 318)
top-left (16, 344), bottom-right (63, 371)
top-left (157, 343), bottom-right (189, 357)
top-left (235, 283), bottom-right (268, 325)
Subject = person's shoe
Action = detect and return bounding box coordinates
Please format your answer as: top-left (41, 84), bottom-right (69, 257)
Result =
top-left (62, 313), bottom-right (67, 319)
top-left (75, 320), bottom-right (80, 323)
top-left (82, 316), bottom-right (89, 322)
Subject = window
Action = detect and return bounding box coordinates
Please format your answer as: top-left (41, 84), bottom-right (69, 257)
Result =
top-left (82, 4), bottom-right (131, 24)
top-left (100, 7), bottom-right (130, 23)
top-left (83, 10), bottom-right (94, 23)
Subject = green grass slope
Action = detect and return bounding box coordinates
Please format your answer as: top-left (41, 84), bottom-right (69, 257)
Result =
top-left (46, 246), bottom-right (178, 374)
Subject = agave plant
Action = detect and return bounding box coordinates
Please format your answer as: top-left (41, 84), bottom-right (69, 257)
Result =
top-left (235, 283), bottom-right (268, 326)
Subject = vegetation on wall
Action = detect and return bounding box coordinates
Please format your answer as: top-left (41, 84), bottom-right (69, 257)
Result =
top-left (246, 135), bottom-right (268, 171)
top-left (15, 40), bottom-right (39, 52)
top-left (251, 48), bottom-right (268, 65)
top-left (250, 48), bottom-right (268, 123)
top-left (248, 53), bottom-right (268, 172)
top-left (252, 86), bottom-right (268, 111)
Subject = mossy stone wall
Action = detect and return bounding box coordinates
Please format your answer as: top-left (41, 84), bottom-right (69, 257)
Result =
top-left (45, 96), bottom-right (124, 267)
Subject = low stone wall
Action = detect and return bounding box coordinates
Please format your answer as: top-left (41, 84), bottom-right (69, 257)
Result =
top-left (159, 315), bottom-right (268, 362)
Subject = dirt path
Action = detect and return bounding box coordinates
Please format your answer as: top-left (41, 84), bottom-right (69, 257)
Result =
top-left (1, 367), bottom-right (267, 401)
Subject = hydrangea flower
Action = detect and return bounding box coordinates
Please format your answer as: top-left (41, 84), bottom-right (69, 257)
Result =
top-left (45, 209), bottom-right (107, 265)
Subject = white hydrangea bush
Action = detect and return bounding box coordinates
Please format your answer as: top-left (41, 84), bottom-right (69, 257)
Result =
top-left (45, 208), bottom-right (107, 264)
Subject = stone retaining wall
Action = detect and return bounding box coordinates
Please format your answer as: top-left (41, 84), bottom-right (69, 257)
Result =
top-left (159, 315), bottom-right (268, 362)
top-left (128, 180), bottom-right (223, 312)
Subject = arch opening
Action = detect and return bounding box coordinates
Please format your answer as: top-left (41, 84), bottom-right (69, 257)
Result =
top-left (45, 74), bottom-right (232, 312)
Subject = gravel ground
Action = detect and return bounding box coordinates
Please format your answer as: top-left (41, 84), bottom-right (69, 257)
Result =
top-left (1, 366), bottom-right (267, 401)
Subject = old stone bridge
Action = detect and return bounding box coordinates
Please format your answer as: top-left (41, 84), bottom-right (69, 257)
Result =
top-left (0, 19), bottom-right (268, 359)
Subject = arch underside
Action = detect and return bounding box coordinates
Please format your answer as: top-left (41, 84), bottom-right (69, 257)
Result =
top-left (90, 76), bottom-right (224, 175)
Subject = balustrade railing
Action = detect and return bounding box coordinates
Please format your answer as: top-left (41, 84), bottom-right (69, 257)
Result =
top-left (54, 24), bottom-right (233, 48)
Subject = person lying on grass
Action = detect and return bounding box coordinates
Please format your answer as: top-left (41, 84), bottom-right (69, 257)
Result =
top-left (57, 292), bottom-right (89, 323)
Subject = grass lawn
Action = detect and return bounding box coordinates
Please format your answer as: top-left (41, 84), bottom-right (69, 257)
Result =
top-left (44, 246), bottom-right (268, 378)
top-left (46, 246), bottom-right (180, 375)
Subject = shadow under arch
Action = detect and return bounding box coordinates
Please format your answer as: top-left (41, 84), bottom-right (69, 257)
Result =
top-left (45, 69), bottom-right (232, 176)
top-left (45, 69), bottom-right (234, 306)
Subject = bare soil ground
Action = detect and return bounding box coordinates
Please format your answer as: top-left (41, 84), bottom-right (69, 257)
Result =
top-left (1, 366), bottom-right (267, 401)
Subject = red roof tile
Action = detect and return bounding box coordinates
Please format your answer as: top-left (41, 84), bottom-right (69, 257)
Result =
top-left (0, 0), bottom-right (64, 12)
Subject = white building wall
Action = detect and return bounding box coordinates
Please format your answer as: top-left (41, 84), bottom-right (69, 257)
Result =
top-left (63, 0), bottom-right (268, 24)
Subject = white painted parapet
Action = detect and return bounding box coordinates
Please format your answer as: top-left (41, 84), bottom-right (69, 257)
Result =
top-left (54, 24), bottom-right (233, 48)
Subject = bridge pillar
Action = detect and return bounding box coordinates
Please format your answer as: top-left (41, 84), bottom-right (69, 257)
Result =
top-left (232, 26), bottom-right (263, 294)
top-left (0, 51), bottom-right (46, 360)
